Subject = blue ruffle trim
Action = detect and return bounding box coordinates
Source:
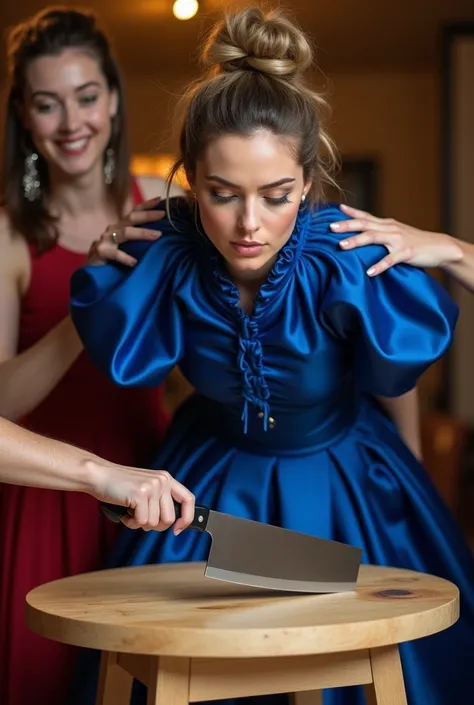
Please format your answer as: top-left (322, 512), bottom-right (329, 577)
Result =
top-left (207, 207), bottom-right (310, 432)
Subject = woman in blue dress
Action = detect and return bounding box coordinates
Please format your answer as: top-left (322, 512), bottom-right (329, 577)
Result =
top-left (70, 7), bottom-right (474, 705)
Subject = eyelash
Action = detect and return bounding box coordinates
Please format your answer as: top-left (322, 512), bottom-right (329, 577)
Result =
top-left (36, 104), bottom-right (56, 114)
top-left (210, 191), bottom-right (291, 206)
top-left (36, 95), bottom-right (99, 113)
top-left (79, 94), bottom-right (99, 106)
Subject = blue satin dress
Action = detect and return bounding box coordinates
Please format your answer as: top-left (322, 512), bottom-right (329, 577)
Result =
top-left (70, 198), bottom-right (474, 705)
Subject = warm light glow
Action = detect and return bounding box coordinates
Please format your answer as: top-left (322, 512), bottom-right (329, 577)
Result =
top-left (131, 154), bottom-right (189, 189)
top-left (172, 0), bottom-right (199, 21)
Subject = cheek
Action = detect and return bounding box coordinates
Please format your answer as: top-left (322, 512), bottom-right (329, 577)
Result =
top-left (199, 202), bottom-right (234, 247)
top-left (29, 114), bottom-right (59, 142)
top-left (266, 205), bottom-right (300, 244)
top-left (87, 105), bottom-right (112, 135)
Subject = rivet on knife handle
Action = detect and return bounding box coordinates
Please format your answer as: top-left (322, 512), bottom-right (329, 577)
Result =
top-left (173, 500), bottom-right (209, 532)
top-left (100, 500), bottom-right (210, 532)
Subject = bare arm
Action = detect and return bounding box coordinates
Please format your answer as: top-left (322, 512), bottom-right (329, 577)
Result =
top-left (0, 417), bottom-right (195, 533)
top-left (0, 223), bottom-right (83, 421)
top-left (377, 388), bottom-right (422, 460)
top-left (0, 415), bottom-right (105, 492)
top-left (442, 238), bottom-right (474, 293)
top-left (0, 317), bottom-right (84, 421)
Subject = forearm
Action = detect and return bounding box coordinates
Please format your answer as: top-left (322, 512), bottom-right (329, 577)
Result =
top-left (377, 387), bottom-right (422, 460)
top-left (0, 316), bottom-right (83, 421)
top-left (442, 237), bottom-right (474, 293)
top-left (0, 416), bottom-right (103, 494)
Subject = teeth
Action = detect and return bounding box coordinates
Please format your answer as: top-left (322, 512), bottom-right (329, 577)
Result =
top-left (58, 139), bottom-right (88, 151)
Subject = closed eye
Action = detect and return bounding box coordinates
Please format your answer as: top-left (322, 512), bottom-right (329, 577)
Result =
top-left (209, 191), bottom-right (235, 204)
top-left (265, 194), bottom-right (291, 205)
top-left (210, 191), bottom-right (291, 206)
top-left (79, 94), bottom-right (99, 106)
top-left (35, 102), bottom-right (57, 114)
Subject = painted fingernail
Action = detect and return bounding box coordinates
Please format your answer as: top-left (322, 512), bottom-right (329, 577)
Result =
top-left (339, 239), bottom-right (349, 247)
top-left (173, 528), bottom-right (182, 536)
top-left (330, 223), bottom-right (341, 230)
top-left (367, 267), bottom-right (376, 276)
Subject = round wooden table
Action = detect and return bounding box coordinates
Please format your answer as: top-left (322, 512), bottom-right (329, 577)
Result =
top-left (26, 562), bottom-right (459, 705)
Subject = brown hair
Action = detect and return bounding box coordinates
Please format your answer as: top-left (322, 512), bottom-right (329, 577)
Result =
top-left (0, 7), bottom-right (130, 253)
top-left (167, 6), bottom-right (338, 205)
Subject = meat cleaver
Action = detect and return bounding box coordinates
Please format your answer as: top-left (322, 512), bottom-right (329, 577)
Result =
top-left (102, 501), bottom-right (362, 593)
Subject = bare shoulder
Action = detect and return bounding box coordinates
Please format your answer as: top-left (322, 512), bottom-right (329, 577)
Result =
top-left (0, 209), bottom-right (18, 259)
top-left (0, 208), bottom-right (30, 283)
top-left (136, 175), bottom-right (187, 200)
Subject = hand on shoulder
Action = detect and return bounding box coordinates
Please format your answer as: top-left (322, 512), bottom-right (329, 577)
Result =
top-left (330, 204), bottom-right (463, 276)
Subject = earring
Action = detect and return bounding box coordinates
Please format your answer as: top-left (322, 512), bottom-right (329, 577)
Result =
top-left (104, 148), bottom-right (115, 185)
top-left (301, 193), bottom-right (306, 204)
top-left (23, 152), bottom-right (41, 201)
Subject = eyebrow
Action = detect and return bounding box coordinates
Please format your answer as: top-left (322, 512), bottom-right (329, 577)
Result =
top-left (205, 175), bottom-right (296, 190)
top-left (31, 81), bottom-right (102, 99)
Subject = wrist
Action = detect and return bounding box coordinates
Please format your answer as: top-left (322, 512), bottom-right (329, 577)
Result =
top-left (79, 457), bottom-right (109, 497)
top-left (440, 234), bottom-right (465, 270)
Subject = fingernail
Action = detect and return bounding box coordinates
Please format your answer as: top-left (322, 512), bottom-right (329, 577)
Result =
top-left (339, 239), bottom-right (349, 247)
top-left (340, 204), bottom-right (349, 210)
top-left (367, 267), bottom-right (376, 276)
top-left (173, 528), bottom-right (182, 536)
top-left (330, 223), bottom-right (340, 230)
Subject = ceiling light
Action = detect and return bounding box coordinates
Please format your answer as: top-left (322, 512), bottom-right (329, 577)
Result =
top-left (172, 0), bottom-right (199, 20)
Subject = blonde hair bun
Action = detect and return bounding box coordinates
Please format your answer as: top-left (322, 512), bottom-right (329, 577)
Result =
top-left (202, 6), bottom-right (313, 79)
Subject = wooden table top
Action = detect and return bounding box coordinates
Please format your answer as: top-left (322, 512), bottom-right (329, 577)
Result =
top-left (26, 563), bottom-right (459, 658)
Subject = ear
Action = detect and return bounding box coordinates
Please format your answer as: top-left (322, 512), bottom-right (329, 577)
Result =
top-left (109, 87), bottom-right (119, 119)
top-left (303, 180), bottom-right (312, 199)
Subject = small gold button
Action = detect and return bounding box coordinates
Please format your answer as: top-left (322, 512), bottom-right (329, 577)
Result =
top-left (258, 412), bottom-right (264, 419)
top-left (269, 416), bottom-right (276, 429)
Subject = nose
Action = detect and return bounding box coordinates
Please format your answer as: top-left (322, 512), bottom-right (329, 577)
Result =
top-left (60, 102), bottom-right (82, 133)
top-left (237, 200), bottom-right (260, 234)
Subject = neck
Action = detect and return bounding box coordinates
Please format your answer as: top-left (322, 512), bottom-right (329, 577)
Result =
top-left (47, 161), bottom-right (114, 218)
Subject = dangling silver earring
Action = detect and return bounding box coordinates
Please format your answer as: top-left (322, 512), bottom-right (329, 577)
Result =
top-left (23, 152), bottom-right (41, 201)
top-left (104, 148), bottom-right (115, 185)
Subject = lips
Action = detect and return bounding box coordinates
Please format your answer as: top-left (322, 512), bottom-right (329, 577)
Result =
top-left (231, 240), bottom-right (264, 248)
top-left (230, 241), bottom-right (265, 257)
top-left (55, 137), bottom-right (90, 155)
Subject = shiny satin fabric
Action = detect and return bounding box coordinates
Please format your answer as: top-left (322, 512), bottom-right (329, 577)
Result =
top-left (70, 199), bottom-right (474, 705)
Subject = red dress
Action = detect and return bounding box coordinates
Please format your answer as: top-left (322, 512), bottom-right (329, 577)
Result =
top-left (0, 179), bottom-right (169, 705)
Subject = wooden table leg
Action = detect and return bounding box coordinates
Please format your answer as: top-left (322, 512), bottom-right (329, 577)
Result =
top-left (96, 652), bottom-right (133, 705)
top-left (364, 646), bottom-right (408, 705)
top-left (147, 656), bottom-right (190, 705)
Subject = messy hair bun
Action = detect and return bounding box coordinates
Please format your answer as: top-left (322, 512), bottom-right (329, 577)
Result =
top-left (202, 6), bottom-right (312, 79)
top-left (168, 6), bottom-right (339, 205)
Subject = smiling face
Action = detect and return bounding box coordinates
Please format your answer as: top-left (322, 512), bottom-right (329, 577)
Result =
top-left (191, 129), bottom-right (311, 284)
top-left (22, 47), bottom-right (118, 180)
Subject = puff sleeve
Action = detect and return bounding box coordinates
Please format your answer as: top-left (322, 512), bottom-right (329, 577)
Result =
top-left (70, 219), bottom-right (191, 388)
top-left (317, 212), bottom-right (458, 397)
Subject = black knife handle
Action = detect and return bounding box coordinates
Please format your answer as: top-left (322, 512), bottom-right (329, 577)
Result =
top-left (101, 500), bottom-right (209, 532)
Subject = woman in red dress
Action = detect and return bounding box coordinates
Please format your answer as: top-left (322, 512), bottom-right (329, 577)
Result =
top-left (0, 8), bottom-right (176, 705)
